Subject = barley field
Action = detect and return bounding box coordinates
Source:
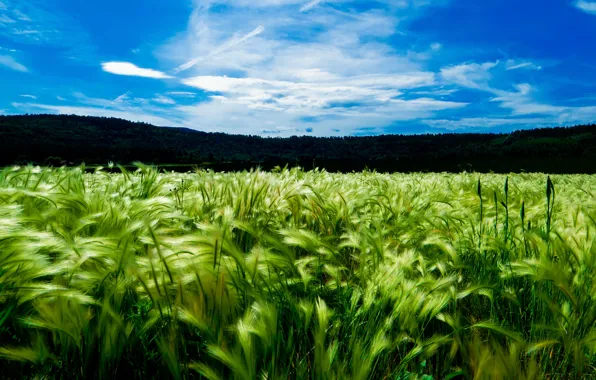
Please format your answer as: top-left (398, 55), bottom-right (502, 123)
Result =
top-left (0, 164), bottom-right (595, 379)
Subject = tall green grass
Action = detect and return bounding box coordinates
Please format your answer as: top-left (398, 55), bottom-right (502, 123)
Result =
top-left (1, 164), bottom-right (595, 379)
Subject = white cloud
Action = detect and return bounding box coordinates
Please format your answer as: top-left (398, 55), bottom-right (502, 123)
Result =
top-left (438, 60), bottom-right (596, 127)
top-left (0, 54), bottom-right (28, 72)
top-left (440, 61), bottom-right (498, 89)
top-left (20, 94), bottom-right (36, 99)
top-left (182, 72), bottom-right (438, 116)
top-left (114, 92), bottom-right (130, 103)
top-left (0, 15), bottom-right (16, 24)
top-left (199, 0), bottom-right (444, 9)
top-left (300, 0), bottom-right (323, 12)
top-left (13, 103), bottom-right (178, 126)
top-left (56, 96), bottom-right (66, 101)
top-left (174, 25), bottom-right (265, 73)
top-left (167, 91), bottom-right (196, 97)
top-left (423, 117), bottom-right (554, 131)
top-left (101, 62), bottom-right (173, 79)
top-left (412, 88), bottom-right (457, 96)
top-left (12, 91), bottom-right (185, 127)
top-left (491, 85), bottom-right (567, 117)
top-left (575, 0), bottom-right (596, 15)
top-left (153, 95), bottom-right (176, 105)
top-left (199, 0), bottom-right (308, 8)
top-left (158, 3), bottom-right (418, 78)
top-left (426, 109), bottom-right (596, 131)
top-left (0, 0), bottom-right (92, 59)
top-left (177, 71), bottom-right (465, 135)
top-left (505, 59), bottom-right (542, 71)
top-left (13, 10), bottom-right (31, 21)
top-left (150, 0), bottom-right (464, 134)
top-left (175, 92), bottom-right (466, 136)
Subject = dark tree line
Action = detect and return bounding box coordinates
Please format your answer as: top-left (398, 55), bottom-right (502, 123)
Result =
top-left (0, 114), bottom-right (595, 173)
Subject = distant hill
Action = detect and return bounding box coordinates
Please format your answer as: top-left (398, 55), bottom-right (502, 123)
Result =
top-left (0, 114), bottom-right (595, 173)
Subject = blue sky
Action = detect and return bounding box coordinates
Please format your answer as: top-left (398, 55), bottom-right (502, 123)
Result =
top-left (1, 0), bottom-right (595, 136)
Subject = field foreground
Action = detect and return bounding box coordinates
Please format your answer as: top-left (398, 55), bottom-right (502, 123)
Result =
top-left (1, 165), bottom-right (595, 379)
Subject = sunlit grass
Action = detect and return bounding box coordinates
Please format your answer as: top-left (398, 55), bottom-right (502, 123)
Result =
top-left (1, 164), bottom-right (595, 379)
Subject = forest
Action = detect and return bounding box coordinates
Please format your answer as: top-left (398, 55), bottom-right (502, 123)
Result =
top-left (0, 114), bottom-right (595, 173)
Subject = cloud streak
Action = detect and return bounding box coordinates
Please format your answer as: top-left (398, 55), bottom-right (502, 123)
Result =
top-left (505, 60), bottom-right (542, 71)
top-left (153, 95), bottom-right (176, 105)
top-left (174, 25), bottom-right (265, 73)
top-left (300, 0), bottom-right (323, 12)
top-left (0, 54), bottom-right (28, 72)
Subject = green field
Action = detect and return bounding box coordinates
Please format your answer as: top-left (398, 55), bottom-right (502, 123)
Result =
top-left (1, 165), bottom-right (595, 379)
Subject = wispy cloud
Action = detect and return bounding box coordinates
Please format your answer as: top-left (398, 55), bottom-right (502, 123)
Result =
top-left (300, 0), bottom-right (323, 12)
top-left (0, 14), bottom-right (16, 24)
top-left (5, 0), bottom-right (590, 137)
top-left (153, 95), bottom-right (176, 105)
top-left (13, 102), bottom-right (177, 126)
top-left (174, 25), bottom-right (266, 73)
top-left (505, 59), bottom-right (542, 71)
top-left (167, 91), bottom-right (196, 97)
top-left (0, 0), bottom-right (97, 67)
top-left (101, 62), bottom-right (173, 79)
top-left (490, 84), bottom-right (568, 116)
top-left (201, 0), bottom-right (307, 9)
top-left (0, 1), bottom-right (90, 48)
top-left (575, 0), bottom-right (596, 15)
top-left (114, 92), bottom-right (130, 103)
top-left (12, 91), bottom-right (184, 127)
top-left (411, 88), bottom-right (457, 96)
top-left (150, 0), bottom-right (469, 135)
top-left (423, 117), bottom-right (553, 131)
top-left (12, 10), bottom-right (31, 22)
top-left (178, 71), bottom-right (466, 135)
top-left (440, 60), bottom-right (596, 127)
top-left (19, 94), bottom-right (36, 99)
top-left (440, 61), bottom-right (498, 89)
top-left (0, 54), bottom-right (28, 72)
top-left (181, 72), bottom-right (439, 115)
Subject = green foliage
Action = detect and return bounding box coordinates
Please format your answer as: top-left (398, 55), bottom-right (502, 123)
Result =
top-left (1, 164), bottom-right (596, 379)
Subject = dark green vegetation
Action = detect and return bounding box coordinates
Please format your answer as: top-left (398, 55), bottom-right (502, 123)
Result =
top-left (1, 114), bottom-right (595, 173)
top-left (1, 165), bottom-right (595, 379)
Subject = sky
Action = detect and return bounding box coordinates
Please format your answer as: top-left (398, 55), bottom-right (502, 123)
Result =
top-left (1, 0), bottom-right (596, 137)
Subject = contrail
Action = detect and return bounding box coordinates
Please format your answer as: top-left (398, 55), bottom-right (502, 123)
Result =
top-left (174, 25), bottom-right (265, 73)
top-left (300, 0), bottom-right (323, 12)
